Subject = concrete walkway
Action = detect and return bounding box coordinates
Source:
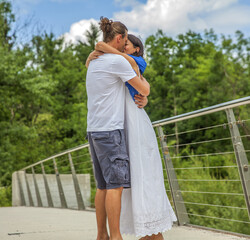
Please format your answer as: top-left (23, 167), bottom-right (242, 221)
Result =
top-left (0, 207), bottom-right (249, 240)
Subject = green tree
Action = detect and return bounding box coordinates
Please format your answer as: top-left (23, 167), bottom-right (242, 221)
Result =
top-left (84, 22), bottom-right (100, 50)
top-left (0, 0), bottom-right (15, 48)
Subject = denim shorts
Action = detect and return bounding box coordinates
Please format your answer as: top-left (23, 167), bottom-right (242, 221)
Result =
top-left (87, 129), bottom-right (131, 190)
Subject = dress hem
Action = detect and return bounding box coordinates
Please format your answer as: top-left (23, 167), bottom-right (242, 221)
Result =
top-left (121, 221), bottom-right (177, 237)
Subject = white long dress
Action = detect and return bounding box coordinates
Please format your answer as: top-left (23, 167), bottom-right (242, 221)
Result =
top-left (120, 87), bottom-right (177, 237)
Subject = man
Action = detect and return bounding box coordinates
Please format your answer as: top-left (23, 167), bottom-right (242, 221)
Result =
top-left (86, 17), bottom-right (150, 240)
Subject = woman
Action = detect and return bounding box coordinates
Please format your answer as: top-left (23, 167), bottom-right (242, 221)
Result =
top-left (86, 34), bottom-right (177, 239)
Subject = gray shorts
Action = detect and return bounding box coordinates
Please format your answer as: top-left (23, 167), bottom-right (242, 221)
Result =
top-left (87, 129), bottom-right (131, 190)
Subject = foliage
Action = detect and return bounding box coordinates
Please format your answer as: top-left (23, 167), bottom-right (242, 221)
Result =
top-left (0, 0), bottom-right (15, 48)
top-left (0, 0), bottom-right (249, 235)
top-left (0, 186), bottom-right (11, 207)
top-left (168, 152), bottom-right (250, 235)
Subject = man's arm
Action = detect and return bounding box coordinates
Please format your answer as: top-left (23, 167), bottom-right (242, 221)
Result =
top-left (134, 94), bottom-right (148, 108)
top-left (127, 76), bottom-right (150, 97)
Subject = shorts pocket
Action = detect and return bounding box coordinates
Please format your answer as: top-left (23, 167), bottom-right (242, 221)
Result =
top-left (109, 154), bottom-right (130, 184)
top-left (113, 130), bottom-right (122, 146)
top-left (91, 132), bottom-right (110, 140)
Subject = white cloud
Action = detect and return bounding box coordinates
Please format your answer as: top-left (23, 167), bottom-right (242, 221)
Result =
top-left (205, 5), bottom-right (250, 31)
top-left (62, 0), bottom-right (250, 45)
top-left (62, 18), bottom-right (102, 45)
top-left (113, 0), bottom-right (248, 37)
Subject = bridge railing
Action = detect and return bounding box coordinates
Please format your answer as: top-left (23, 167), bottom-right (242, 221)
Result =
top-left (13, 96), bottom-right (250, 237)
top-left (13, 144), bottom-right (94, 210)
top-left (154, 96), bottom-right (250, 237)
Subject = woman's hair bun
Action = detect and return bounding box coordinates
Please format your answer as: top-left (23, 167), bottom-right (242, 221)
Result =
top-left (99, 16), bottom-right (113, 33)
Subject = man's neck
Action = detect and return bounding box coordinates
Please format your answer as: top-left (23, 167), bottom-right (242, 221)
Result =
top-left (107, 40), bottom-right (119, 51)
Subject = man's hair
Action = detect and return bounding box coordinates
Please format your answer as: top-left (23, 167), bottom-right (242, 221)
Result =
top-left (99, 16), bottom-right (128, 43)
top-left (128, 34), bottom-right (144, 57)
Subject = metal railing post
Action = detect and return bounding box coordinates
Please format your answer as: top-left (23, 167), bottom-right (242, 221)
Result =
top-left (157, 126), bottom-right (189, 225)
top-left (225, 108), bottom-right (250, 219)
top-left (24, 170), bottom-right (34, 206)
top-left (41, 163), bottom-right (54, 207)
top-left (17, 171), bottom-right (26, 206)
top-left (68, 153), bottom-right (85, 210)
top-left (32, 167), bottom-right (42, 207)
top-left (53, 158), bottom-right (68, 209)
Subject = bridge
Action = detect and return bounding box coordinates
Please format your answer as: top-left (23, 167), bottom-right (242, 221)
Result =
top-left (1, 97), bottom-right (250, 239)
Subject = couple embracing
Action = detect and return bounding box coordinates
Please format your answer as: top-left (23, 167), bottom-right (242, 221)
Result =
top-left (86, 17), bottom-right (177, 240)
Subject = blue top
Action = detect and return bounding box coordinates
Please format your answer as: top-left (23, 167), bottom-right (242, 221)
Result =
top-left (125, 55), bottom-right (147, 101)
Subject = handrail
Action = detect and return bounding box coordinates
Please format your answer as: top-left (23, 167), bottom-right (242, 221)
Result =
top-left (152, 96), bottom-right (250, 127)
top-left (21, 96), bottom-right (250, 171)
top-left (21, 143), bottom-right (90, 170)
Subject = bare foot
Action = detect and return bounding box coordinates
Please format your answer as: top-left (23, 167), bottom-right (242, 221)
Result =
top-left (139, 233), bottom-right (164, 240)
top-left (150, 233), bottom-right (164, 240)
top-left (139, 236), bottom-right (150, 240)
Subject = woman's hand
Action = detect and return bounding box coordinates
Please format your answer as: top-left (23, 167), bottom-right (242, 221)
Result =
top-left (85, 50), bottom-right (104, 68)
top-left (134, 94), bottom-right (148, 108)
top-left (90, 50), bottom-right (103, 60)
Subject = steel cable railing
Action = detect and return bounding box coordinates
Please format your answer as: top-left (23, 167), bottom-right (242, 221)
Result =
top-left (168, 165), bottom-right (238, 170)
top-left (154, 97), bottom-right (250, 236)
top-left (163, 122), bottom-right (231, 137)
top-left (176, 201), bottom-right (247, 210)
top-left (179, 212), bottom-right (250, 224)
top-left (13, 96), bottom-right (250, 237)
top-left (175, 190), bottom-right (244, 196)
top-left (161, 119), bottom-right (250, 138)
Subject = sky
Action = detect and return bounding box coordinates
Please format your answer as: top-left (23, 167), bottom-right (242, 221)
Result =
top-left (12, 0), bottom-right (250, 44)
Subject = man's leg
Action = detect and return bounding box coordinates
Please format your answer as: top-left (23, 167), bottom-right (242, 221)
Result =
top-left (95, 188), bottom-right (109, 240)
top-left (105, 187), bottom-right (123, 240)
top-left (88, 133), bottom-right (109, 240)
top-left (90, 130), bottom-right (129, 240)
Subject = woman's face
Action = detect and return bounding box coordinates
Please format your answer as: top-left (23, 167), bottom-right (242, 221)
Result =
top-left (125, 40), bottom-right (139, 55)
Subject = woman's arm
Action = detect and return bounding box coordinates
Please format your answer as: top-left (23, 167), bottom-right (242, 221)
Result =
top-left (95, 41), bottom-right (140, 76)
top-left (85, 50), bottom-right (103, 68)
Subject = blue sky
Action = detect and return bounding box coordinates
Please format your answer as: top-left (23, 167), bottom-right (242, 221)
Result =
top-left (13, 0), bottom-right (147, 38)
top-left (12, 0), bottom-right (250, 44)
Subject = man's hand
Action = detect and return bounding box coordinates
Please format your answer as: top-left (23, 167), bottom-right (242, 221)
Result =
top-left (134, 94), bottom-right (148, 108)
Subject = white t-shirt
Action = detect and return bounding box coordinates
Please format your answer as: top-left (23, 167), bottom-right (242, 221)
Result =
top-left (86, 54), bottom-right (136, 132)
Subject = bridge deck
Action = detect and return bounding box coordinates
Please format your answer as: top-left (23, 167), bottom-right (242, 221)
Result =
top-left (0, 207), bottom-right (248, 240)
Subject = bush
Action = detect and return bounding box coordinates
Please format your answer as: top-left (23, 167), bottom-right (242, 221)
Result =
top-left (0, 186), bottom-right (12, 207)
